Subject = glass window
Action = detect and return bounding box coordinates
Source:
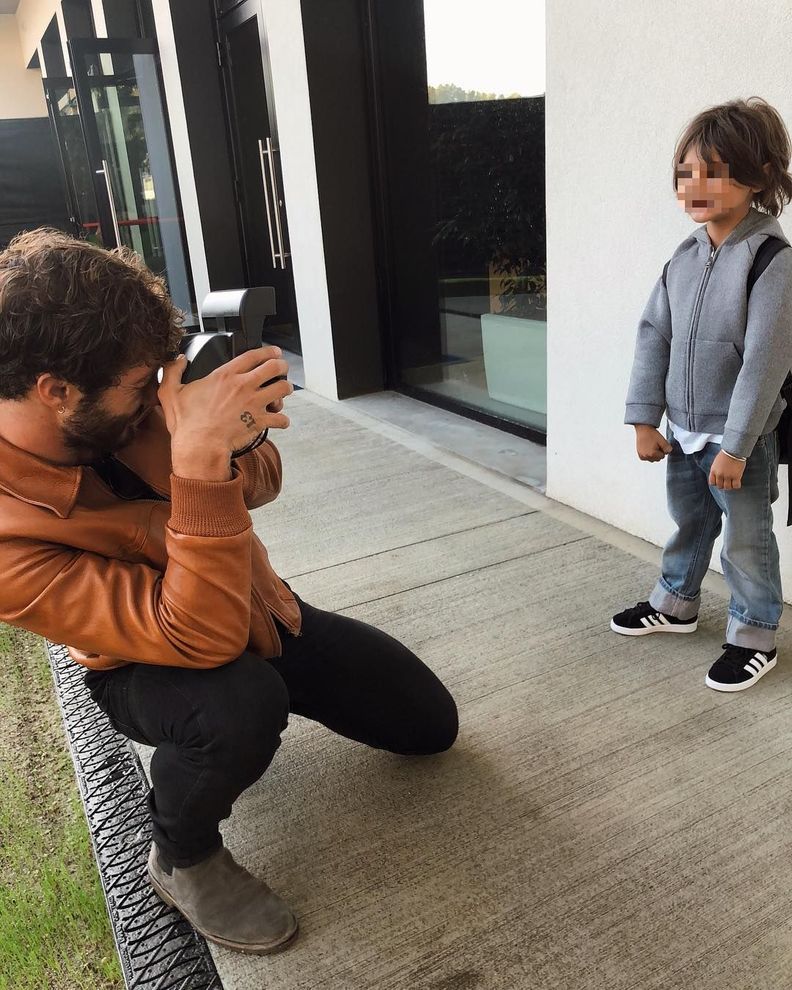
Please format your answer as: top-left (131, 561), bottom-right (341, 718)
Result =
top-left (46, 83), bottom-right (103, 244)
top-left (72, 47), bottom-right (196, 321)
top-left (377, 0), bottom-right (547, 437)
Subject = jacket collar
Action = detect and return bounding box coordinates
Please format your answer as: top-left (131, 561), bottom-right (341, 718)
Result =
top-left (0, 407), bottom-right (172, 518)
top-left (0, 432), bottom-right (83, 518)
top-left (692, 206), bottom-right (786, 247)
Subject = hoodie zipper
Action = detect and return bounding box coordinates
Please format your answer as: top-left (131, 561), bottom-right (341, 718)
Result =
top-left (685, 242), bottom-right (717, 428)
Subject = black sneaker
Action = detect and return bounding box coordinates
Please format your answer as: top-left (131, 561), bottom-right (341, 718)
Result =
top-left (705, 644), bottom-right (777, 692)
top-left (610, 601), bottom-right (698, 636)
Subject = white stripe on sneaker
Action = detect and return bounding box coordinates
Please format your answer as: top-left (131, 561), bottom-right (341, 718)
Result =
top-left (746, 659), bottom-right (762, 674)
top-left (641, 617), bottom-right (653, 628)
top-left (657, 614), bottom-right (671, 625)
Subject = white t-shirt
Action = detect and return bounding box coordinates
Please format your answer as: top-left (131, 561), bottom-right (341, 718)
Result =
top-left (668, 421), bottom-right (723, 454)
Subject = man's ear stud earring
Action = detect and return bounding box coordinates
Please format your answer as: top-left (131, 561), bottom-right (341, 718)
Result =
top-left (58, 406), bottom-right (65, 415)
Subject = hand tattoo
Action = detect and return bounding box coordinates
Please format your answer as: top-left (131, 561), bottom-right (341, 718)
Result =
top-left (240, 410), bottom-right (257, 431)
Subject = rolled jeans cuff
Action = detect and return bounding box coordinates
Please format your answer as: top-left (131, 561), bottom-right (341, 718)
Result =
top-left (726, 613), bottom-right (777, 653)
top-left (649, 579), bottom-right (700, 620)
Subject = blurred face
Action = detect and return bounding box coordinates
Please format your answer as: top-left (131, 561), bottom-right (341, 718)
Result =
top-left (61, 364), bottom-right (159, 461)
top-left (675, 145), bottom-right (755, 225)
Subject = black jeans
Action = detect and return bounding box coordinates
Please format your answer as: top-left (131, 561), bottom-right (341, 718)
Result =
top-left (84, 593), bottom-right (458, 867)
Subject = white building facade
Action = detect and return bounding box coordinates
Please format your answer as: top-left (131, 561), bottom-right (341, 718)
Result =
top-left (4, 0), bottom-right (792, 594)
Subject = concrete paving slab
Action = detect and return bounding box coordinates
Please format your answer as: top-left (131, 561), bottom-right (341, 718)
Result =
top-left (256, 400), bottom-right (544, 575)
top-left (139, 391), bottom-right (792, 989)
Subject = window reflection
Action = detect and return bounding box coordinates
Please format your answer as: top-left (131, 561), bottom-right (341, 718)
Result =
top-left (396, 0), bottom-right (547, 434)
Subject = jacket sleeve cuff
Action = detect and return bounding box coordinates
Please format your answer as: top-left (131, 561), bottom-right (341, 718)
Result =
top-left (168, 470), bottom-right (251, 537)
top-left (625, 403), bottom-right (665, 427)
top-left (721, 429), bottom-right (758, 461)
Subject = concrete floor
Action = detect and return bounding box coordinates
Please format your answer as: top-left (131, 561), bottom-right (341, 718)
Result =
top-left (140, 389), bottom-right (792, 989)
top-left (282, 350), bottom-right (547, 491)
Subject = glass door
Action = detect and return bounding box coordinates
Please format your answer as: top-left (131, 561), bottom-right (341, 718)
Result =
top-left (217, 0), bottom-right (300, 353)
top-left (45, 78), bottom-right (103, 244)
top-left (68, 37), bottom-right (197, 323)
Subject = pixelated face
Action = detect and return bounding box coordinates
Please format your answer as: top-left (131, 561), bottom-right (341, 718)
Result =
top-left (675, 145), bottom-right (754, 223)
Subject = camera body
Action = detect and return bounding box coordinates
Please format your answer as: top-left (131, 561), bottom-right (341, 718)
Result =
top-left (180, 287), bottom-right (286, 457)
top-left (180, 287), bottom-right (284, 387)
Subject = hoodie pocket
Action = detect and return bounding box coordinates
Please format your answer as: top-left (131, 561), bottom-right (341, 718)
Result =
top-left (691, 339), bottom-right (743, 416)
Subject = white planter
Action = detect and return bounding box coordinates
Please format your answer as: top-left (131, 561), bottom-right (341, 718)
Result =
top-left (481, 313), bottom-right (547, 414)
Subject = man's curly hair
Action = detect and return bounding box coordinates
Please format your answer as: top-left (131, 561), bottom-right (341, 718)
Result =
top-left (0, 228), bottom-right (184, 400)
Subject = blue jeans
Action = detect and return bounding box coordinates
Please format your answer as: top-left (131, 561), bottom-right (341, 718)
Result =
top-left (649, 431), bottom-right (783, 652)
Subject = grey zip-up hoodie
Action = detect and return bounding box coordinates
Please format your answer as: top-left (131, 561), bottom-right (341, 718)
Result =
top-left (625, 207), bottom-right (792, 459)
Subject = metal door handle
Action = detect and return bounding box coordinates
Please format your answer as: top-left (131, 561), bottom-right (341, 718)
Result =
top-left (265, 137), bottom-right (287, 270)
top-left (257, 138), bottom-right (279, 269)
top-left (96, 160), bottom-right (121, 245)
top-left (257, 138), bottom-right (287, 270)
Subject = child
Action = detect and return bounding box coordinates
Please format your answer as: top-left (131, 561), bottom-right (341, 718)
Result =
top-left (611, 97), bottom-right (792, 692)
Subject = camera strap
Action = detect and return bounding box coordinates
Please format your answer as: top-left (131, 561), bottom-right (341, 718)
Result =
top-left (232, 428), bottom-right (269, 460)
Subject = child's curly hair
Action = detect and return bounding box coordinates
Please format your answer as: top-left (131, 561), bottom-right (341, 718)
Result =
top-left (0, 228), bottom-right (183, 400)
top-left (673, 97), bottom-right (792, 217)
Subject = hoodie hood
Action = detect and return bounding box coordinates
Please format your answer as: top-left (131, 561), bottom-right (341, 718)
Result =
top-left (690, 206), bottom-right (789, 248)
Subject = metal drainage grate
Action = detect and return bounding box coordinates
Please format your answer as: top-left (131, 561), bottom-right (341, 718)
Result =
top-left (47, 642), bottom-right (223, 990)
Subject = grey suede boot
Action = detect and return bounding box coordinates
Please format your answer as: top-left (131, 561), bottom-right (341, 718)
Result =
top-left (147, 844), bottom-right (298, 955)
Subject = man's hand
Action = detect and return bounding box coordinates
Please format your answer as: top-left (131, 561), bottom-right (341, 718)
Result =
top-left (709, 450), bottom-right (746, 490)
top-left (635, 424), bottom-right (673, 462)
top-left (159, 346), bottom-right (293, 481)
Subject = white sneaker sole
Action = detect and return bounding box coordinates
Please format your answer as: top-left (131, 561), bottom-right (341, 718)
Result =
top-left (610, 618), bottom-right (698, 636)
top-left (705, 656), bottom-right (777, 692)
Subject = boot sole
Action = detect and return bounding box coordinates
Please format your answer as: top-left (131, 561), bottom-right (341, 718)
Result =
top-left (610, 619), bottom-right (698, 636)
top-left (148, 869), bottom-right (299, 955)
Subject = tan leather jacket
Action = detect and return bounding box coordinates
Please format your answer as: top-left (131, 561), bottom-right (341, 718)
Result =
top-left (0, 408), bottom-right (301, 671)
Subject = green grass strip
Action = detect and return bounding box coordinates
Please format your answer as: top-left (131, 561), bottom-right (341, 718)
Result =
top-left (0, 627), bottom-right (122, 990)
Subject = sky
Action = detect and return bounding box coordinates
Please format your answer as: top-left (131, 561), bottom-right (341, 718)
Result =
top-left (423, 0), bottom-right (546, 97)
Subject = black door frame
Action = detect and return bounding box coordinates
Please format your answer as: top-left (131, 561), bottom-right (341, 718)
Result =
top-left (215, 0), bottom-right (301, 353)
top-left (217, 0), bottom-right (280, 152)
top-left (43, 77), bottom-right (86, 239)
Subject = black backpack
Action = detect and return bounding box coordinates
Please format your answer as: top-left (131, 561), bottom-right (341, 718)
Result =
top-left (663, 236), bottom-right (792, 523)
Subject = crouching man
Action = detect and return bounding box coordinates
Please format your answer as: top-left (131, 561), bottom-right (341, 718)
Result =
top-left (0, 230), bottom-right (458, 954)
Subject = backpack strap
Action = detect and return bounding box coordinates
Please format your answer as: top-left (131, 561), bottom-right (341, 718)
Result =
top-left (755, 238), bottom-right (792, 524)
top-left (748, 236), bottom-right (792, 522)
top-left (747, 235), bottom-right (788, 296)
top-left (660, 234), bottom-right (789, 293)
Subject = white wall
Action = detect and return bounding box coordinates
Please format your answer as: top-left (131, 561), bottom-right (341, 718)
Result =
top-left (257, 0), bottom-right (337, 400)
top-left (545, 0), bottom-right (792, 593)
top-left (14, 0), bottom-right (56, 65)
top-left (0, 14), bottom-right (46, 119)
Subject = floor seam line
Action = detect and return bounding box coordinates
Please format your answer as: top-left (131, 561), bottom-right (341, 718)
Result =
top-left (280, 511), bottom-right (544, 580)
top-left (327, 536), bottom-right (593, 609)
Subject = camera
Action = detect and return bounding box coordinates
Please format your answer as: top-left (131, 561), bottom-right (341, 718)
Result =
top-left (180, 287), bottom-right (287, 456)
top-left (181, 286), bottom-right (285, 386)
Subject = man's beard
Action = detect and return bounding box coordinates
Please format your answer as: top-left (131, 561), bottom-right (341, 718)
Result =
top-left (61, 395), bottom-right (146, 462)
